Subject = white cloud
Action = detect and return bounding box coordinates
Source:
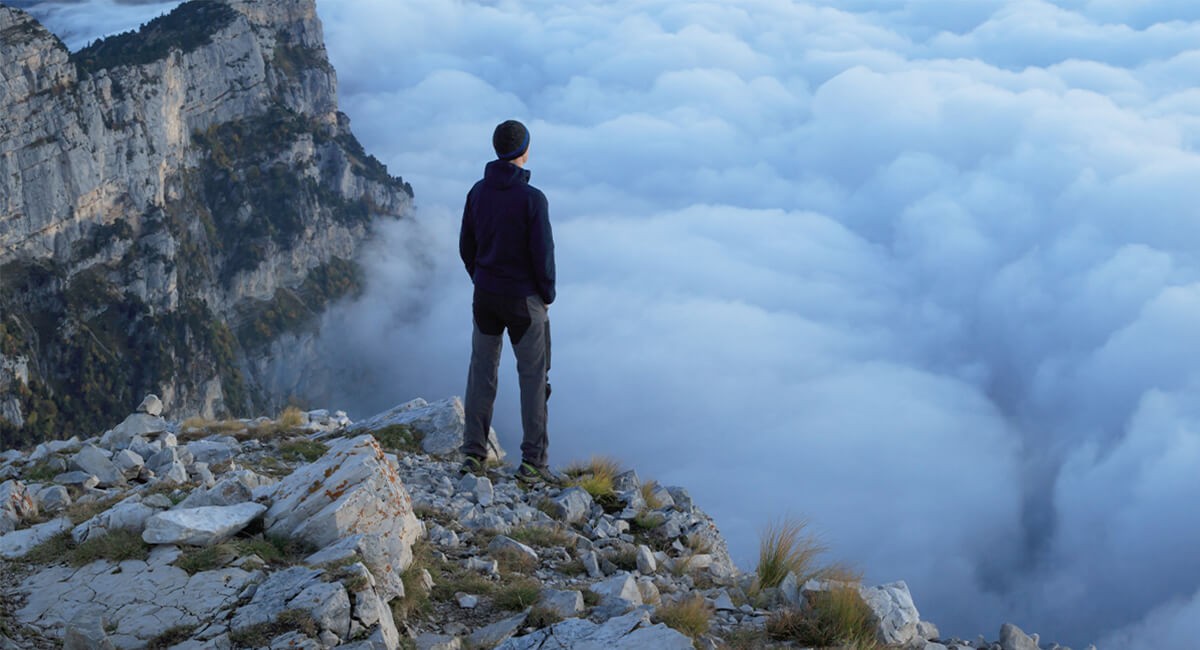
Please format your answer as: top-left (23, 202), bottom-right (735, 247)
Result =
top-left (21, 0), bottom-right (1200, 646)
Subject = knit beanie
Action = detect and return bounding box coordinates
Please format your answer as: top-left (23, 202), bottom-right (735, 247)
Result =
top-left (493, 120), bottom-right (530, 161)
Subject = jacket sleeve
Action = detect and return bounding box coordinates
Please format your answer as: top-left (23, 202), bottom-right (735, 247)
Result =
top-left (528, 190), bottom-right (556, 305)
top-left (459, 192), bottom-right (476, 279)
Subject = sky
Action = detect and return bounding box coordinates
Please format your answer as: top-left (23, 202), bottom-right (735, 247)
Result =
top-left (15, 0), bottom-right (1200, 647)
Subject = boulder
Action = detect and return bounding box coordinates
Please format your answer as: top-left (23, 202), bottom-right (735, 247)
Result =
top-left (469, 611), bottom-right (527, 648)
top-left (70, 445), bottom-right (125, 487)
top-left (495, 610), bottom-right (693, 650)
top-left (539, 588), bottom-right (584, 618)
top-left (112, 449), bottom-right (145, 479)
top-left (458, 474), bottom-right (493, 506)
top-left (0, 480), bottom-right (36, 524)
top-left (52, 472), bottom-right (99, 490)
top-left (63, 608), bottom-right (115, 650)
top-left (265, 435), bottom-right (422, 597)
top-left (545, 487), bottom-right (592, 523)
top-left (37, 485), bottom-right (71, 513)
top-left (177, 469), bottom-right (269, 508)
top-left (857, 581), bottom-right (921, 646)
top-left (72, 495), bottom-right (163, 543)
top-left (0, 517), bottom-right (71, 559)
top-left (136, 394), bottom-right (163, 416)
top-left (100, 413), bottom-right (167, 450)
top-left (290, 580), bottom-right (352, 638)
top-left (230, 567), bottom-right (323, 633)
top-left (488, 535), bottom-right (538, 565)
top-left (350, 397), bottom-right (505, 461)
top-left (1000, 623), bottom-right (1041, 650)
top-left (185, 440), bottom-right (239, 465)
top-left (589, 573), bottom-right (643, 617)
top-left (142, 502), bottom-right (267, 546)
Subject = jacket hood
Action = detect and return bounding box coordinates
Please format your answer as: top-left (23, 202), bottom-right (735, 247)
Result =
top-left (484, 159), bottom-right (531, 189)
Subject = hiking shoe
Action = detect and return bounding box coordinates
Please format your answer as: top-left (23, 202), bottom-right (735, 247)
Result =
top-left (516, 461), bottom-right (562, 486)
top-left (459, 455), bottom-right (486, 477)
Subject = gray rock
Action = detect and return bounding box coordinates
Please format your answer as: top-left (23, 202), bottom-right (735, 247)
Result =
top-left (581, 549), bottom-right (603, 578)
top-left (457, 593), bottom-right (478, 608)
top-left (178, 470), bottom-right (264, 508)
top-left (305, 533), bottom-right (408, 602)
top-left (0, 480), bottom-right (36, 522)
top-left (160, 460), bottom-right (189, 485)
top-left (101, 413), bottom-right (167, 450)
top-left (635, 544), bottom-right (657, 574)
top-left (350, 397), bottom-right (505, 461)
top-left (63, 607), bottom-right (114, 650)
top-left (192, 462), bottom-right (216, 488)
top-left (540, 588), bottom-right (584, 618)
top-left (186, 440), bottom-right (239, 465)
top-left (469, 611), bottom-right (527, 648)
top-left (52, 471), bottom-right (99, 490)
top-left (268, 631), bottom-right (320, 649)
top-left (0, 517), bottom-right (71, 559)
top-left (137, 394), bottom-right (163, 417)
top-left (488, 535), bottom-right (538, 564)
top-left (495, 610), bottom-right (693, 650)
top-left (73, 496), bottom-right (165, 543)
top-left (145, 447), bottom-right (179, 475)
top-left (1000, 623), bottom-right (1041, 650)
top-left (70, 445), bottom-right (125, 487)
top-left (858, 581), bottom-right (921, 646)
top-left (265, 435), bottom-right (422, 599)
top-left (354, 588), bottom-right (387, 627)
top-left (36, 485), bottom-right (71, 512)
top-left (665, 486), bottom-right (692, 511)
top-left (143, 502), bottom-right (267, 546)
top-left (458, 474), bottom-right (494, 506)
top-left (545, 487), bottom-right (593, 523)
top-left (415, 633), bottom-right (462, 650)
top-left (919, 620), bottom-right (941, 640)
top-left (112, 449), bottom-right (145, 479)
top-left (230, 567), bottom-right (324, 633)
top-left (589, 573), bottom-right (643, 616)
top-left (612, 469), bottom-right (640, 492)
top-left (290, 580), bottom-right (351, 638)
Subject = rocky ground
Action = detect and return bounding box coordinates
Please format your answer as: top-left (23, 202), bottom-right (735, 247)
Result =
top-left (0, 395), bottom-right (1082, 650)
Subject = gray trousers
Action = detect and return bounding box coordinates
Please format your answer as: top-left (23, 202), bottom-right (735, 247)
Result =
top-left (462, 291), bottom-right (551, 467)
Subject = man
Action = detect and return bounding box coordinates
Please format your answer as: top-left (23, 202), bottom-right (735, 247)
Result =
top-left (459, 119), bottom-right (557, 483)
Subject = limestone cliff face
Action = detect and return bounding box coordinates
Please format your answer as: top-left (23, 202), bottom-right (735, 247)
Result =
top-left (0, 0), bottom-right (414, 446)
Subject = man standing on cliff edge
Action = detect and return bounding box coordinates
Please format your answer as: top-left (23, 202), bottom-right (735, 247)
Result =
top-left (459, 119), bottom-right (558, 483)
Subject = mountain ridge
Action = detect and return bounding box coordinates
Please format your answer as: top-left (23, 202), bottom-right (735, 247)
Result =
top-left (0, 0), bottom-right (413, 447)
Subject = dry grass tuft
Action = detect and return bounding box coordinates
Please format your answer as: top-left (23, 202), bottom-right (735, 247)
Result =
top-left (654, 594), bottom-right (712, 638)
top-left (766, 585), bottom-right (877, 649)
top-left (494, 577), bottom-right (542, 611)
top-left (757, 516), bottom-right (826, 590)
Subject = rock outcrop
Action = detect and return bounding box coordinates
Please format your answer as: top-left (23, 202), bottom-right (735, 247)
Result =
top-left (0, 395), bottom-right (1079, 649)
top-left (0, 0), bottom-right (414, 449)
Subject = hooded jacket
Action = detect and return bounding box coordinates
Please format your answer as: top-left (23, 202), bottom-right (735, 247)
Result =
top-left (460, 159), bottom-right (556, 305)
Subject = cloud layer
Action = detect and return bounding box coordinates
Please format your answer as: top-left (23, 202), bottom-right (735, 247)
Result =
top-left (20, 1), bottom-right (1200, 647)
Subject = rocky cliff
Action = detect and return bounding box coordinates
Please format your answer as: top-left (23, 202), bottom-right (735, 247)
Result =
top-left (0, 0), bottom-right (413, 448)
top-left (0, 395), bottom-right (1037, 650)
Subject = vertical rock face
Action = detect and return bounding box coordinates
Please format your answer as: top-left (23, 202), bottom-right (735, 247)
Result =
top-left (0, 0), bottom-right (414, 446)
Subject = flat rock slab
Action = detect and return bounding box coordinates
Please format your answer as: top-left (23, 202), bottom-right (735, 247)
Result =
top-left (350, 397), bottom-right (505, 461)
top-left (143, 502), bottom-right (267, 546)
top-left (0, 517), bottom-right (71, 559)
top-left (17, 553), bottom-right (255, 647)
top-left (496, 610), bottom-right (694, 649)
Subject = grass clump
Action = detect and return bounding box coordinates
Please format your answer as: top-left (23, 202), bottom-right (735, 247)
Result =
top-left (372, 424), bottom-right (423, 454)
top-left (22, 461), bottom-right (58, 483)
top-left (525, 604), bottom-right (563, 629)
top-left (564, 456), bottom-right (624, 512)
top-left (24, 529), bottom-right (150, 567)
top-left (229, 609), bottom-right (317, 647)
top-left (494, 577), bottom-right (542, 611)
top-left (413, 503), bottom-right (455, 527)
top-left (64, 495), bottom-right (123, 525)
top-left (608, 547), bottom-right (639, 572)
top-left (493, 547), bottom-right (538, 574)
top-left (654, 595), bottom-right (712, 639)
top-left (394, 542), bottom-right (434, 622)
top-left (757, 517), bottom-right (826, 590)
top-left (631, 510), bottom-right (665, 532)
top-left (279, 439), bottom-right (328, 463)
top-left (278, 406), bottom-right (306, 429)
top-left (145, 624), bottom-right (198, 649)
top-left (231, 534), bottom-right (296, 565)
top-left (766, 585), bottom-right (878, 649)
top-left (174, 544), bottom-right (235, 574)
top-left (509, 524), bottom-right (572, 549)
top-left (640, 480), bottom-right (665, 509)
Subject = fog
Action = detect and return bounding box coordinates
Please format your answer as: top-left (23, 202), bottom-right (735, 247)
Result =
top-left (19, 1), bottom-right (1200, 647)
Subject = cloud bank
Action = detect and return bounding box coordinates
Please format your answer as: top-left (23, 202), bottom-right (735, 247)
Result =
top-left (21, 1), bottom-right (1200, 647)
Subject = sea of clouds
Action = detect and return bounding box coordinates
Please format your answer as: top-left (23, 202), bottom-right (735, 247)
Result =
top-left (17, 0), bottom-right (1200, 647)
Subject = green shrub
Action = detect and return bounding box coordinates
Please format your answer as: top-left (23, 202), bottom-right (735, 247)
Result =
top-left (279, 439), bottom-right (328, 463)
top-left (509, 524), bottom-right (572, 548)
top-left (372, 424), bottom-right (423, 454)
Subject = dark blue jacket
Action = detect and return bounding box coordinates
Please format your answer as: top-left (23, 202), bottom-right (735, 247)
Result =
top-left (460, 160), bottom-right (556, 304)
